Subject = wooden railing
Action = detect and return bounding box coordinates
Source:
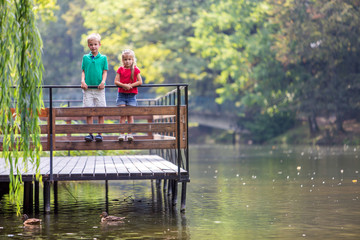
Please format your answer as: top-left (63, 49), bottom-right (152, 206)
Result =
top-left (37, 106), bottom-right (187, 151)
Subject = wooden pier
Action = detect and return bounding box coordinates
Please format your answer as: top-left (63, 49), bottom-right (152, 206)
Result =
top-left (0, 84), bottom-right (189, 213)
top-left (0, 155), bottom-right (187, 182)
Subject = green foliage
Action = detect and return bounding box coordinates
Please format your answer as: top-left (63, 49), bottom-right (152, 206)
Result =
top-left (40, 0), bottom-right (86, 87)
top-left (32, 0), bottom-right (360, 143)
top-left (79, 0), bottom-right (209, 94)
top-left (243, 111), bottom-right (296, 143)
top-left (0, 0), bottom-right (51, 215)
top-left (270, 0), bottom-right (360, 130)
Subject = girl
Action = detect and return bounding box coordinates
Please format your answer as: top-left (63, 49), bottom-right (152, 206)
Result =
top-left (114, 49), bottom-right (143, 141)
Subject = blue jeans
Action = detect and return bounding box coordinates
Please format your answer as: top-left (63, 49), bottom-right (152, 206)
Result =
top-left (116, 92), bottom-right (137, 106)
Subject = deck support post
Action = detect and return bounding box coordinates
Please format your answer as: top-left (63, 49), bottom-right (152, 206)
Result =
top-left (167, 180), bottom-right (173, 196)
top-left (54, 181), bottom-right (58, 213)
top-left (156, 179), bottom-right (161, 189)
top-left (163, 179), bottom-right (168, 193)
top-left (105, 180), bottom-right (109, 213)
top-left (172, 180), bottom-right (178, 206)
top-left (180, 182), bottom-right (187, 212)
top-left (151, 180), bottom-right (155, 202)
top-left (43, 180), bottom-right (51, 214)
top-left (34, 181), bottom-right (40, 214)
top-left (23, 181), bottom-right (33, 214)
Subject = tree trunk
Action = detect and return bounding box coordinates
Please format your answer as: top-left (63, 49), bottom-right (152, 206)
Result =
top-left (308, 114), bottom-right (319, 135)
top-left (335, 114), bottom-right (345, 132)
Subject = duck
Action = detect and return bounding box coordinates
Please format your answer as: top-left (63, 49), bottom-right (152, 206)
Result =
top-left (100, 212), bottom-right (125, 223)
top-left (21, 214), bottom-right (42, 225)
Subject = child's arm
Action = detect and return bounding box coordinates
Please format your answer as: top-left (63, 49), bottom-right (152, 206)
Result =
top-left (81, 70), bottom-right (88, 90)
top-left (130, 74), bottom-right (143, 88)
top-left (98, 70), bottom-right (107, 89)
top-left (114, 73), bottom-right (132, 90)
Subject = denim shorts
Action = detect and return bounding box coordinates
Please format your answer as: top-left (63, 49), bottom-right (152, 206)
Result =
top-left (116, 92), bottom-right (137, 106)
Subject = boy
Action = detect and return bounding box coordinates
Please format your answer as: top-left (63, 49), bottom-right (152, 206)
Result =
top-left (81, 33), bottom-right (108, 142)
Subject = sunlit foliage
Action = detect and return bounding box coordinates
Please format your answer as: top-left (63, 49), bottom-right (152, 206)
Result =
top-left (0, 0), bottom-right (55, 215)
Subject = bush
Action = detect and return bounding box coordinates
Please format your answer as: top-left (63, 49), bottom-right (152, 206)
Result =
top-left (243, 111), bottom-right (296, 144)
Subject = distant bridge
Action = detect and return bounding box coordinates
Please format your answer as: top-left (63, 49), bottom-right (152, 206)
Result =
top-left (187, 96), bottom-right (248, 133)
top-left (189, 111), bottom-right (247, 133)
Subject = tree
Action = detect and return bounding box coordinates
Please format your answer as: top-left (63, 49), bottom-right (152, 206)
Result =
top-left (40, 0), bottom-right (85, 88)
top-left (189, 0), bottom-right (295, 141)
top-left (80, 0), bottom-right (210, 95)
top-left (0, 0), bottom-right (56, 215)
top-left (270, 0), bottom-right (360, 132)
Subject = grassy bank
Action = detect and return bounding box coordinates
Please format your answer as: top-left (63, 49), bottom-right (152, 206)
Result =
top-left (267, 119), bottom-right (360, 146)
top-left (189, 119), bottom-right (360, 146)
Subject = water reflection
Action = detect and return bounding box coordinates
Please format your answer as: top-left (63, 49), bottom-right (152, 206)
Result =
top-left (0, 145), bottom-right (359, 239)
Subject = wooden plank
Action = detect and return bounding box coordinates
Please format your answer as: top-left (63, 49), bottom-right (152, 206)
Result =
top-left (180, 107), bottom-right (188, 146)
top-left (121, 156), bottom-right (141, 177)
top-left (40, 125), bottom-right (48, 134)
top-left (111, 156), bottom-right (130, 176)
top-left (82, 156), bottom-right (95, 176)
top-left (41, 142), bottom-right (50, 151)
top-left (55, 123), bottom-right (175, 134)
top-left (38, 157), bottom-right (52, 175)
top-left (46, 135), bottom-right (157, 141)
top-left (69, 156), bottom-right (87, 177)
top-left (51, 157), bottom-right (73, 177)
top-left (54, 140), bottom-right (178, 151)
top-left (160, 157), bottom-right (187, 173)
top-left (144, 155), bottom-right (178, 174)
top-left (94, 156), bottom-right (106, 177)
top-left (103, 156), bottom-right (116, 175)
top-left (133, 155), bottom-right (166, 176)
top-left (40, 115), bottom-right (153, 121)
top-left (55, 106), bottom-right (178, 117)
top-left (57, 156), bottom-right (79, 177)
top-left (128, 156), bottom-right (153, 176)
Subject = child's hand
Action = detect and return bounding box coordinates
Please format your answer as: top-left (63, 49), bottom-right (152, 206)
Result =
top-left (123, 84), bottom-right (132, 90)
top-left (81, 81), bottom-right (88, 90)
top-left (98, 82), bottom-right (105, 89)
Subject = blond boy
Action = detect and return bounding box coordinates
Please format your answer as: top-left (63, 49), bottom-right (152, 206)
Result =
top-left (81, 33), bottom-right (108, 142)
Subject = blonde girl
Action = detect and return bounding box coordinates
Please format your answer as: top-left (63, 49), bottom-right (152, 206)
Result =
top-left (114, 49), bottom-right (143, 141)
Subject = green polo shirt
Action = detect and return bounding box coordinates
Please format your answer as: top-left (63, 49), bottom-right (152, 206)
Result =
top-left (81, 52), bottom-right (108, 86)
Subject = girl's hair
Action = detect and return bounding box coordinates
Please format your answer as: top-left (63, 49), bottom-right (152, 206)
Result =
top-left (122, 49), bottom-right (136, 81)
top-left (87, 33), bottom-right (101, 43)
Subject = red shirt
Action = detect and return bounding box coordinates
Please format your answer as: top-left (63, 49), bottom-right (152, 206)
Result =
top-left (117, 66), bottom-right (141, 94)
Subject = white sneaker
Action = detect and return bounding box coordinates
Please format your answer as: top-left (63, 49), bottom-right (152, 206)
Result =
top-left (127, 133), bottom-right (134, 142)
top-left (118, 134), bottom-right (125, 142)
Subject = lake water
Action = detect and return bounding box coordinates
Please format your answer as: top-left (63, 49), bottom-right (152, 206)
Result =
top-left (0, 144), bottom-right (359, 239)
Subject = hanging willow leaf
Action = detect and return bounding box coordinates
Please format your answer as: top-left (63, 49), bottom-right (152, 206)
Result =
top-left (1, 0), bottom-right (44, 215)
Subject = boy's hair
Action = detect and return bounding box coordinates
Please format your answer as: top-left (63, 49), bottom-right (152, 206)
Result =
top-left (122, 49), bottom-right (137, 81)
top-left (87, 33), bottom-right (101, 43)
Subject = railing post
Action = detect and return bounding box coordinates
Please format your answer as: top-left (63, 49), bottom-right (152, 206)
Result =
top-left (49, 87), bottom-right (53, 181)
top-left (185, 86), bottom-right (189, 173)
top-left (176, 86), bottom-right (181, 180)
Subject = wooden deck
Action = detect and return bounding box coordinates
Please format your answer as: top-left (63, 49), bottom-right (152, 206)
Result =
top-left (0, 84), bottom-right (189, 212)
top-left (0, 155), bottom-right (187, 182)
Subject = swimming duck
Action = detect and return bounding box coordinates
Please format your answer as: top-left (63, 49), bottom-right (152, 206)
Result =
top-left (22, 214), bottom-right (42, 225)
top-left (100, 212), bottom-right (125, 222)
